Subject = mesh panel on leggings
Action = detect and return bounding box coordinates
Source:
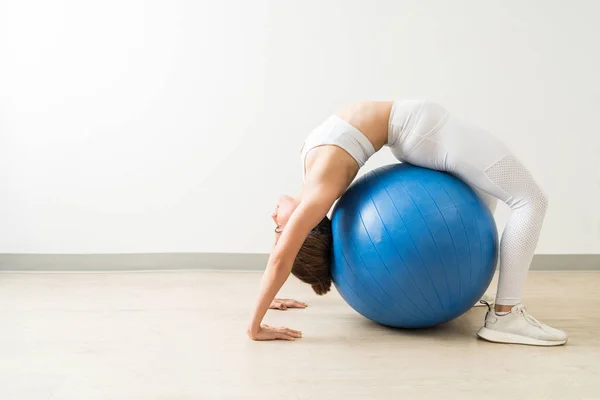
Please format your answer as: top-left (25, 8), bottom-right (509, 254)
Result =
top-left (485, 156), bottom-right (548, 305)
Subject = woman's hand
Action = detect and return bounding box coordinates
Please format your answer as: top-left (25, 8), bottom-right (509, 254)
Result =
top-left (269, 298), bottom-right (308, 310)
top-left (247, 324), bottom-right (303, 341)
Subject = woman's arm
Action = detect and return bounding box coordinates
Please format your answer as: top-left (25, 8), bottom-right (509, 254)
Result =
top-left (247, 187), bottom-right (337, 341)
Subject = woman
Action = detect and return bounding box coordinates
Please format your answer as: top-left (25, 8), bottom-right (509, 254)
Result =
top-left (248, 100), bottom-right (567, 346)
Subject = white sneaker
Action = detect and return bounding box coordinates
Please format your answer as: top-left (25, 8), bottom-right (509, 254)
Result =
top-left (473, 292), bottom-right (495, 307)
top-left (477, 303), bottom-right (567, 346)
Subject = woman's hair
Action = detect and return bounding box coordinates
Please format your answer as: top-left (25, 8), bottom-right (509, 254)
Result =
top-left (291, 217), bottom-right (333, 295)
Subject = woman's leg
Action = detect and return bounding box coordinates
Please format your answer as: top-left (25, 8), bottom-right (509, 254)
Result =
top-left (397, 107), bottom-right (566, 345)
top-left (402, 113), bottom-right (543, 306)
top-left (479, 155), bottom-right (548, 306)
top-left (471, 188), bottom-right (498, 307)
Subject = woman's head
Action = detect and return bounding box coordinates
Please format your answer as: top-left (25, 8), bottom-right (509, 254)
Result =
top-left (271, 195), bottom-right (334, 295)
top-left (271, 195), bottom-right (298, 236)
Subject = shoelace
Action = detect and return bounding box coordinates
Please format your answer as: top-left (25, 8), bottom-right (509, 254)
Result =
top-left (514, 304), bottom-right (543, 328)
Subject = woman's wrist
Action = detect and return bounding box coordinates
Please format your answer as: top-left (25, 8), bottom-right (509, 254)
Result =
top-left (247, 324), bottom-right (261, 338)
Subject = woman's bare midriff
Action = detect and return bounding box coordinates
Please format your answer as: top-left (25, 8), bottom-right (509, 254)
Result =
top-left (335, 101), bottom-right (394, 150)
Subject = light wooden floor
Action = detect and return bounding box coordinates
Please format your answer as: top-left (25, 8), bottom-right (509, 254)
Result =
top-left (0, 270), bottom-right (598, 400)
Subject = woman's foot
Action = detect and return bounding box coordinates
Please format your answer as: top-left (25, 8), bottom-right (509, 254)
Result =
top-left (476, 303), bottom-right (567, 346)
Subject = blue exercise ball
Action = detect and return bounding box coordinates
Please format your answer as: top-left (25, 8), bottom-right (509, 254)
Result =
top-left (331, 163), bottom-right (498, 328)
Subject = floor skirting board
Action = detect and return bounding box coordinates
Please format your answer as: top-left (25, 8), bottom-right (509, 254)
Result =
top-left (0, 253), bottom-right (598, 272)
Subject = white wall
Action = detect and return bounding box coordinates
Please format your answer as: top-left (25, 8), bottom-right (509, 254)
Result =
top-left (1, 0), bottom-right (598, 254)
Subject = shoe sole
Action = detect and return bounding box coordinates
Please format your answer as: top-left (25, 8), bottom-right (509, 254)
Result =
top-left (477, 327), bottom-right (567, 346)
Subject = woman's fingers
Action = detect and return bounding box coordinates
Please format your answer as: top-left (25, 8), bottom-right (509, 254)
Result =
top-left (290, 300), bottom-right (307, 308)
top-left (270, 299), bottom-right (307, 310)
top-left (276, 333), bottom-right (295, 341)
top-left (281, 299), bottom-right (307, 308)
top-left (276, 327), bottom-right (302, 337)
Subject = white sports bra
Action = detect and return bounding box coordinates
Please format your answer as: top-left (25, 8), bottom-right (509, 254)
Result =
top-left (300, 115), bottom-right (376, 179)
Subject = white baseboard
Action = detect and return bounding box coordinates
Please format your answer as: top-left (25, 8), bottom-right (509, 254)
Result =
top-left (0, 253), bottom-right (598, 272)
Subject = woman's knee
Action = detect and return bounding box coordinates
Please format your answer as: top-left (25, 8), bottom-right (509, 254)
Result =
top-left (521, 183), bottom-right (548, 218)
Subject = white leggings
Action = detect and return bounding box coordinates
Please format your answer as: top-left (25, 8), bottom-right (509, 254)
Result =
top-left (389, 101), bottom-right (547, 305)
